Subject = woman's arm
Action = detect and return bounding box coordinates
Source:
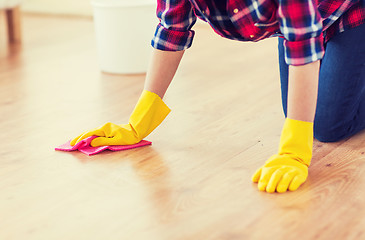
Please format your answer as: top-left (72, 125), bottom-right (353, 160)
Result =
top-left (287, 60), bottom-right (320, 122)
top-left (144, 49), bottom-right (185, 98)
top-left (71, 48), bottom-right (185, 146)
top-left (252, 61), bottom-right (320, 193)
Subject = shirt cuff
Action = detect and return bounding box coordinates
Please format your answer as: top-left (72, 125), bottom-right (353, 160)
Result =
top-left (284, 34), bottom-right (325, 66)
top-left (151, 23), bottom-right (195, 51)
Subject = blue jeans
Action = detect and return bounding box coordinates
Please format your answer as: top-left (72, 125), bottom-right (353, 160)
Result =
top-left (278, 23), bottom-right (365, 142)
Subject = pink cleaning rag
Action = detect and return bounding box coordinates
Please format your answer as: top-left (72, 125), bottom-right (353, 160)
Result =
top-left (55, 136), bottom-right (151, 156)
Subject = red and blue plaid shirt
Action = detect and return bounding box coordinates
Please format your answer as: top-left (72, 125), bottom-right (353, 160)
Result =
top-left (151, 0), bottom-right (365, 65)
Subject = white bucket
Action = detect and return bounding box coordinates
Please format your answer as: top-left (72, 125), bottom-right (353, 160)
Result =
top-left (91, 0), bottom-right (157, 74)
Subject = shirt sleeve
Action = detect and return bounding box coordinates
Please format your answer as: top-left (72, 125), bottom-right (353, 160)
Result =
top-left (278, 0), bottom-right (325, 66)
top-left (151, 0), bottom-right (197, 51)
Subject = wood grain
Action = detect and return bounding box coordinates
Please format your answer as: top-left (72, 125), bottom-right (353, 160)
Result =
top-left (0, 13), bottom-right (364, 240)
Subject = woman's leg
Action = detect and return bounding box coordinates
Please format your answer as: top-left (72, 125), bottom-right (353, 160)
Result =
top-left (278, 37), bottom-right (289, 117)
top-left (278, 23), bottom-right (365, 142)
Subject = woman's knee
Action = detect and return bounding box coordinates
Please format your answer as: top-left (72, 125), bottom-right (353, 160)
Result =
top-left (314, 129), bottom-right (346, 143)
top-left (313, 118), bottom-right (350, 142)
top-left (314, 116), bottom-right (365, 142)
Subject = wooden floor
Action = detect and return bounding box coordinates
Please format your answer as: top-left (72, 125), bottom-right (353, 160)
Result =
top-left (1, 13), bottom-right (365, 240)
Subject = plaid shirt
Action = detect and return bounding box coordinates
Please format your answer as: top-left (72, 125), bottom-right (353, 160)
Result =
top-left (151, 0), bottom-right (365, 65)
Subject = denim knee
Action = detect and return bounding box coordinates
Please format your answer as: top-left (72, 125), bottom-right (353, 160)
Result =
top-left (314, 131), bottom-right (344, 143)
top-left (314, 128), bottom-right (345, 143)
top-left (314, 119), bottom-right (354, 142)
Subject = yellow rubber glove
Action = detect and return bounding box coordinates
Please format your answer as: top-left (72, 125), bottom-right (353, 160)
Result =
top-left (252, 118), bottom-right (313, 193)
top-left (70, 90), bottom-right (171, 147)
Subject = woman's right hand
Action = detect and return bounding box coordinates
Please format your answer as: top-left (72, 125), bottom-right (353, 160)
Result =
top-left (70, 123), bottom-right (139, 147)
top-left (71, 90), bottom-right (171, 147)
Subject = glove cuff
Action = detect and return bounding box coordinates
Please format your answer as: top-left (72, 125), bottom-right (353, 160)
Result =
top-left (129, 90), bottom-right (171, 140)
top-left (278, 118), bottom-right (314, 166)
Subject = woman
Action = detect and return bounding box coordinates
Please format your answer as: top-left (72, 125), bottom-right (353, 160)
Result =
top-left (71, 0), bottom-right (365, 193)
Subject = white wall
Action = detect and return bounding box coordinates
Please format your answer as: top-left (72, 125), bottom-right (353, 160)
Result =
top-left (22, 0), bottom-right (93, 16)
